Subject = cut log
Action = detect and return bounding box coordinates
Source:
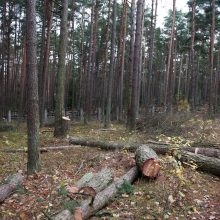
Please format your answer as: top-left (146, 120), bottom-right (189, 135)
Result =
top-left (141, 159), bottom-right (161, 178)
top-left (180, 151), bottom-right (220, 177)
top-left (54, 166), bottom-right (139, 220)
top-left (69, 137), bottom-right (220, 158)
top-left (191, 142), bottom-right (220, 149)
top-left (0, 173), bottom-right (24, 203)
top-left (135, 145), bottom-right (160, 178)
top-left (135, 145), bottom-right (159, 167)
top-left (68, 138), bottom-right (220, 177)
top-left (2, 139), bottom-right (220, 159)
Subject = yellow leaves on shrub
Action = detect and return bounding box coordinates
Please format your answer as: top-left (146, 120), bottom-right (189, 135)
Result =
top-left (178, 99), bottom-right (190, 112)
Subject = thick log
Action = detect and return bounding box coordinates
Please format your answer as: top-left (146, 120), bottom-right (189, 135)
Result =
top-left (54, 166), bottom-right (139, 220)
top-left (2, 139), bottom-right (220, 159)
top-left (135, 145), bottom-right (159, 168)
top-left (68, 138), bottom-right (220, 177)
top-left (135, 145), bottom-right (160, 178)
top-left (180, 151), bottom-right (220, 177)
top-left (191, 142), bottom-right (220, 149)
top-left (69, 137), bottom-right (220, 158)
top-left (0, 173), bottom-right (24, 203)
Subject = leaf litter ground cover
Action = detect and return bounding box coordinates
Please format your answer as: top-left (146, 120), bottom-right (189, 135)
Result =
top-left (0, 118), bottom-right (220, 219)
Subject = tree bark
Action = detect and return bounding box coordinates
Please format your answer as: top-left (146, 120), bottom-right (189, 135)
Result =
top-left (76, 168), bottom-right (113, 193)
top-left (39, 0), bottom-right (54, 126)
top-left (69, 137), bottom-right (220, 158)
top-left (164, 0), bottom-right (176, 108)
top-left (104, 0), bottom-right (117, 128)
top-left (54, 167), bottom-right (139, 220)
top-left (126, 0), bottom-right (136, 127)
top-left (54, 0), bottom-right (69, 137)
top-left (26, 0), bottom-right (40, 174)
top-left (209, 0), bottom-right (215, 111)
top-left (135, 145), bottom-right (159, 168)
top-left (129, 0), bottom-right (145, 130)
top-left (69, 137), bottom-right (220, 176)
top-left (0, 173), bottom-right (24, 203)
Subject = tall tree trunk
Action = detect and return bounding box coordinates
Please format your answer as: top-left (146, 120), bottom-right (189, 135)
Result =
top-left (216, 34), bottom-right (220, 110)
top-left (101, 0), bottom-right (111, 121)
top-left (190, 0), bottom-right (196, 110)
top-left (54, 0), bottom-right (69, 137)
top-left (39, 0), bottom-right (54, 126)
top-left (85, 0), bottom-right (97, 124)
top-left (79, 5), bottom-right (85, 112)
top-left (118, 0), bottom-right (127, 121)
top-left (104, 0), bottom-right (117, 128)
top-left (164, 0), bottom-right (176, 109)
top-left (209, 0), bottom-right (215, 112)
top-left (26, 0), bottom-right (40, 174)
top-left (129, 0), bottom-right (145, 130)
top-left (126, 0), bottom-right (136, 127)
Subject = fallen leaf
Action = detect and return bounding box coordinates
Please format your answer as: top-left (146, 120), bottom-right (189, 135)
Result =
top-left (168, 195), bottom-right (175, 204)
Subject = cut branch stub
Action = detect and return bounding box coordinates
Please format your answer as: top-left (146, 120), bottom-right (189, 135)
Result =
top-left (141, 158), bottom-right (161, 178)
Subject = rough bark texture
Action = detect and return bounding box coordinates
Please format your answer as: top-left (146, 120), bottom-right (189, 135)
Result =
top-left (54, 167), bottom-right (139, 220)
top-left (3, 142), bottom-right (220, 159)
top-left (164, 0), bottom-right (176, 107)
top-left (76, 168), bottom-right (113, 192)
top-left (105, 0), bottom-right (116, 128)
top-left (181, 151), bottom-right (220, 177)
top-left (135, 145), bottom-right (159, 168)
top-left (26, 0), bottom-right (40, 174)
top-left (129, 0), bottom-right (145, 130)
top-left (0, 173), bottom-right (24, 203)
top-left (54, 0), bottom-right (68, 137)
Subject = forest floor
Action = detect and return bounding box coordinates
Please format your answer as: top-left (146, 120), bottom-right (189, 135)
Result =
top-left (0, 112), bottom-right (220, 220)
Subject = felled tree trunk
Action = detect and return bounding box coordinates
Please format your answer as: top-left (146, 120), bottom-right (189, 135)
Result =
top-left (180, 151), bottom-right (220, 177)
top-left (0, 145), bottom-right (81, 153)
top-left (69, 137), bottom-right (220, 158)
top-left (54, 168), bottom-right (114, 220)
top-left (135, 145), bottom-right (159, 167)
top-left (54, 167), bottom-right (139, 220)
top-left (135, 145), bottom-right (160, 178)
top-left (0, 173), bottom-right (24, 203)
top-left (69, 137), bottom-right (220, 177)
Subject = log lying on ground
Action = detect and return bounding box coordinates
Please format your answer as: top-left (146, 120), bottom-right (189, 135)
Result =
top-left (55, 168), bottom-right (113, 220)
top-left (0, 173), bottom-right (24, 203)
top-left (191, 142), bottom-right (220, 149)
top-left (180, 151), bottom-right (220, 177)
top-left (0, 145), bottom-right (81, 153)
top-left (54, 166), bottom-right (139, 220)
top-left (135, 145), bottom-right (161, 178)
top-left (69, 137), bottom-right (220, 177)
top-left (69, 137), bottom-right (220, 158)
top-left (2, 139), bottom-right (220, 158)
